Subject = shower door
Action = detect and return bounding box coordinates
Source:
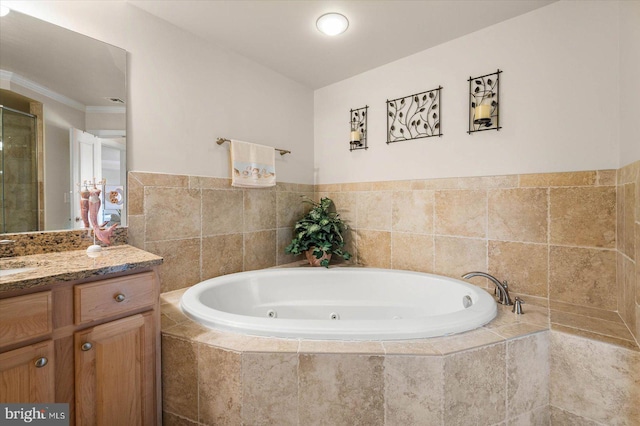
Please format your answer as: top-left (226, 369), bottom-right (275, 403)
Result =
top-left (0, 106), bottom-right (38, 233)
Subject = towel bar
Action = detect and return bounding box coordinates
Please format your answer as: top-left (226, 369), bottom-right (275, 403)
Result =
top-left (216, 138), bottom-right (291, 156)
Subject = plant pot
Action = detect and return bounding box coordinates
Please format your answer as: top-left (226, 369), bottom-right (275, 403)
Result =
top-left (304, 249), bottom-right (332, 267)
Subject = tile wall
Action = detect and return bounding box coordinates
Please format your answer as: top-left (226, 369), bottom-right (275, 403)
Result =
top-left (136, 164), bottom-right (640, 426)
top-left (126, 172), bottom-right (313, 293)
top-left (616, 160), bottom-right (639, 344)
top-left (129, 165), bottom-right (638, 347)
top-left (160, 287), bottom-right (551, 426)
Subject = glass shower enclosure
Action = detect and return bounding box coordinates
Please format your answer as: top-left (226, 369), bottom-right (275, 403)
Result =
top-left (0, 105), bottom-right (38, 233)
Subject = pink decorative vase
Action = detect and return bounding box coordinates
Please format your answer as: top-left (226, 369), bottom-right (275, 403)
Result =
top-left (305, 249), bottom-right (332, 267)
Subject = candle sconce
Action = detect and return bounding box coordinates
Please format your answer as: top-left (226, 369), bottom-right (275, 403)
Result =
top-left (468, 69), bottom-right (502, 134)
top-left (350, 105), bottom-right (368, 151)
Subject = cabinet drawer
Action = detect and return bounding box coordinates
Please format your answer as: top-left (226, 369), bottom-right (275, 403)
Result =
top-left (0, 292), bottom-right (53, 349)
top-left (74, 272), bottom-right (156, 324)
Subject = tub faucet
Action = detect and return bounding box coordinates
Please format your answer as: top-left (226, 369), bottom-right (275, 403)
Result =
top-left (461, 271), bottom-right (513, 306)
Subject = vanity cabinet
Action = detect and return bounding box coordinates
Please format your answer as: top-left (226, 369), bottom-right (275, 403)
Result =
top-left (0, 269), bottom-right (160, 426)
top-left (0, 340), bottom-right (55, 403)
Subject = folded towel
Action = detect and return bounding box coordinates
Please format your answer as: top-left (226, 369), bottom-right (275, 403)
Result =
top-left (230, 139), bottom-right (276, 188)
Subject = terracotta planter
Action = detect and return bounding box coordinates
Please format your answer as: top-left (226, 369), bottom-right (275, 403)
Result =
top-left (304, 249), bottom-right (332, 267)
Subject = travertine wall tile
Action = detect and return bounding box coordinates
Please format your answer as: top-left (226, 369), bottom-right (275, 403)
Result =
top-left (298, 354), bottom-right (384, 425)
top-left (519, 171), bottom-right (596, 187)
top-left (549, 246), bottom-right (616, 310)
top-left (244, 230), bottom-right (276, 271)
top-left (198, 345), bottom-right (242, 426)
top-left (435, 189), bottom-right (486, 238)
top-left (443, 343), bottom-right (507, 425)
top-left (161, 336), bottom-right (198, 422)
top-left (623, 256), bottom-right (637, 338)
top-left (322, 192), bottom-right (356, 226)
top-left (144, 187), bottom-right (201, 241)
top-left (549, 406), bottom-right (602, 426)
top-left (162, 411), bottom-right (199, 426)
top-left (371, 180), bottom-right (411, 191)
top-left (506, 405), bottom-right (550, 426)
top-left (127, 173), bottom-right (144, 215)
top-left (342, 182), bottom-right (372, 192)
top-left (488, 188), bottom-right (548, 243)
top-left (391, 232), bottom-right (434, 273)
top-left (356, 230), bottom-right (391, 268)
top-left (277, 227), bottom-right (300, 266)
top-left (617, 184), bottom-right (625, 254)
top-left (202, 190), bottom-right (243, 235)
top-left (130, 171), bottom-right (188, 187)
top-left (357, 191), bottom-right (392, 231)
top-left (550, 331), bottom-right (640, 425)
top-left (276, 191), bottom-right (306, 228)
top-left (244, 189), bottom-right (276, 232)
top-left (145, 238), bottom-right (201, 292)
top-left (550, 310), bottom-right (635, 342)
top-left (241, 353), bottom-right (298, 425)
top-left (127, 215), bottom-right (145, 249)
top-left (434, 236), bottom-right (486, 279)
top-left (489, 241), bottom-right (548, 298)
top-left (550, 187), bottom-right (616, 248)
top-left (201, 234), bottom-right (243, 280)
top-left (636, 222), bottom-right (640, 306)
top-left (392, 190), bottom-right (434, 234)
top-left (596, 169), bottom-right (617, 186)
top-left (460, 175), bottom-right (518, 189)
top-left (384, 355), bottom-right (444, 425)
top-left (506, 333), bottom-right (549, 419)
top-left (624, 183), bottom-right (636, 257)
top-left (189, 176), bottom-right (232, 189)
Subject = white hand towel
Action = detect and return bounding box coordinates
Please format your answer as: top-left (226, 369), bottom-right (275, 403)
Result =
top-left (230, 140), bottom-right (276, 188)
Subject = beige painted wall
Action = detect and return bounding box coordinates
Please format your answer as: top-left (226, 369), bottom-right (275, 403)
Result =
top-left (314, 1), bottom-right (626, 184)
top-left (4, 1), bottom-right (315, 184)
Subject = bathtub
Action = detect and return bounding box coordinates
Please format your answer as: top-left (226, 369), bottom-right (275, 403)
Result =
top-left (180, 267), bottom-right (497, 340)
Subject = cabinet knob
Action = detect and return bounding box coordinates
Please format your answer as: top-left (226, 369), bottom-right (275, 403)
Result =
top-left (81, 342), bottom-right (93, 351)
top-left (34, 357), bottom-right (48, 368)
top-left (114, 293), bottom-right (126, 302)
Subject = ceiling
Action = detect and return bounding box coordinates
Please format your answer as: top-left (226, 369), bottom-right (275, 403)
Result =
top-left (129, 0), bottom-right (556, 89)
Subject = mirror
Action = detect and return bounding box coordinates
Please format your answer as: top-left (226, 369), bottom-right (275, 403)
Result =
top-left (0, 8), bottom-right (126, 234)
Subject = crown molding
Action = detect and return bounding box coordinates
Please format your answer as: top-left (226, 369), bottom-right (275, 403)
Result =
top-left (1, 69), bottom-right (86, 111)
top-left (85, 105), bottom-right (126, 114)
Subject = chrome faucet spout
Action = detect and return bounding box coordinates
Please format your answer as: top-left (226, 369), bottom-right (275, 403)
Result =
top-left (462, 271), bottom-right (513, 306)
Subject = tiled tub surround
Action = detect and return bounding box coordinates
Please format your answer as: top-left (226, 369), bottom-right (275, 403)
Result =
top-left (317, 167), bottom-right (640, 351)
top-left (160, 288), bottom-right (552, 426)
top-left (134, 167), bottom-right (640, 424)
top-left (127, 172), bottom-right (313, 293)
top-left (616, 160), bottom-right (640, 346)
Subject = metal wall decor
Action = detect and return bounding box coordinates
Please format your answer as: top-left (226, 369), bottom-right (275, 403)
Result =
top-left (386, 87), bottom-right (442, 144)
top-left (350, 106), bottom-right (368, 151)
top-left (468, 69), bottom-right (502, 134)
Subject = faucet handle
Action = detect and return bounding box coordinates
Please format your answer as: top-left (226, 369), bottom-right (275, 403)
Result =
top-left (512, 297), bottom-right (525, 314)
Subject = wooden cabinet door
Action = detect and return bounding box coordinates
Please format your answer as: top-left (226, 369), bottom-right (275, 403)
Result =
top-left (0, 340), bottom-right (55, 403)
top-left (74, 312), bottom-right (155, 426)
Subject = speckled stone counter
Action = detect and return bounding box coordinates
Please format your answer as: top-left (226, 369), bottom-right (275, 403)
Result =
top-left (0, 245), bottom-right (163, 293)
top-left (0, 228), bottom-right (128, 258)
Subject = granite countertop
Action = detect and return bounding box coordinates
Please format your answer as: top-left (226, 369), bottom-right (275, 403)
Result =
top-left (0, 245), bottom-right (163, 293)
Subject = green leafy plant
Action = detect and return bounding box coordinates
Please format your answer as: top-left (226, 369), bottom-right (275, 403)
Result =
top-left (285, 197), bottom-right (352, 267)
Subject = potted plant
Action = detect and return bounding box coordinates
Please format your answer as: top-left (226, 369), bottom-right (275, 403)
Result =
top-left (285, 197), bottom-right (352, 267)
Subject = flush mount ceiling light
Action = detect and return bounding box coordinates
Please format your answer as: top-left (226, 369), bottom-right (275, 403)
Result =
top-left (316, 13), bottom-right (349, 36)
top-left (0, 6), bottom-right (11, 17)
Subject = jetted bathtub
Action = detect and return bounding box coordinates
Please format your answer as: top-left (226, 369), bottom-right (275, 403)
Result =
top-left (180, 268), bottom-right (497, 340)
